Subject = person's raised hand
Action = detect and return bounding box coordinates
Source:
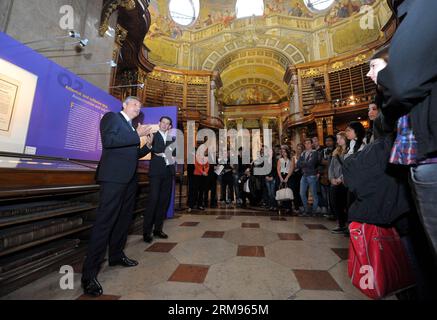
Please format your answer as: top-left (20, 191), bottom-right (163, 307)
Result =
top-left (136, 124), bottom-right (149, 137)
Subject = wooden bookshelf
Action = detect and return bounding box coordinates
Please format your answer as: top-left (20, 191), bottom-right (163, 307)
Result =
top-left (296, 64), bottom-right (376, 109)
top-left (285, 47), bottom-right (379, 118)
top-left (301, 75), bottom-right (326, 113)
top-left (140, 67), bottom-right (217, 121)
top-left (327, 63), bottom-right (375, 101)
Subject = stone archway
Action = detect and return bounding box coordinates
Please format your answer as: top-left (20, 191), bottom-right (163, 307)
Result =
top-left (201, 39), bottom-right (306, 71)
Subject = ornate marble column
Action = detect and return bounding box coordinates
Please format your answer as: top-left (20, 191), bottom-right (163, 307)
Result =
top-left (223, 117), bottom-right (228, 129)
top-left (261, 117), bottom-right (270, 130)
top-left (210, 80), bottom-right (217, 118)
top-left (291, 69), bottom-right (300, 116)
top-left (315, 118), bottom-right (325, 143)
top-left (325, 116), bottom-right (334, 136)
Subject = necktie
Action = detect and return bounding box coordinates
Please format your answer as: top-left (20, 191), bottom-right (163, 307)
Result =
top-left (128, 120), bottom-right (135, 131)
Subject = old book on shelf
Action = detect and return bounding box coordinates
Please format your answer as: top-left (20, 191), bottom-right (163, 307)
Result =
top-left (0, 239), bottom-right (80, 274)
top-left (0, 217), bottom-right (83, 251)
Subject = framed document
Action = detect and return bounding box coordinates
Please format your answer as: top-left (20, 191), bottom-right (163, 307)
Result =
top-left (0, 74), bottom-right (19, 133)
top-left (0, 58), bottom-right (38, 153)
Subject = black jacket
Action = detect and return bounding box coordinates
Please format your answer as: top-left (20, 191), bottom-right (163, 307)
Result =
top-left (378, 0), bottom-right (437, 160)
top-left (343, 136), bottom-right (411, 225)
top-left (96, 112), bottom-right (151, 183)
top-left (149, 131), bottom-right (176, 177)
top-left (239, 174), bottom-right (260, 195)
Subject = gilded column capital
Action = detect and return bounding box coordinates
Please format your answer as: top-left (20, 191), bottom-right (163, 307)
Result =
top-left (315, 118), bottom-right (324, 127)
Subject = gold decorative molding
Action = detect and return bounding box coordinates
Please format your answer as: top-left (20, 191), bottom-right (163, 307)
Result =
top-left (331, 61), bottom-right (344, 70)
top-left (235, 118), bottom-right (245, 126)
top-left (122, 0), bottom-right (136, 10)
top-left (315, 118), bottom-right (324, 127)
top-left (324, 116), bottom-right (333, 126)
top-left (354, 54), bottom-right (369, 63)
top-left (115, 24), bottom-right (128, 46)
top-left (187, 76), bottom-right (209, 85)
top-left (302, 68), bottom-right (323, 78)
top-left (99, 0), bottom-right (138, 37)
top-left (147, 71), bottom-right (185, 84)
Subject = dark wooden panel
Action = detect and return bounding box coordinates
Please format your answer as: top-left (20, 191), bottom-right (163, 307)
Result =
top-left (0, 169), bottom-right (96, 189)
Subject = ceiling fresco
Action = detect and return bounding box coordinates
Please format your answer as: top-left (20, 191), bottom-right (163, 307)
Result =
top-left (143, 0), bottom-right (389, 106)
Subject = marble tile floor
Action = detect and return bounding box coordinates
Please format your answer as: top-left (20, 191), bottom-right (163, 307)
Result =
top-left (2, 208), bottom-right (377, 300)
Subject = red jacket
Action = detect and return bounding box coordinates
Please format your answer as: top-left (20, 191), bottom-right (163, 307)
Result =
top-left (194, 157), bottom-right (209, 176)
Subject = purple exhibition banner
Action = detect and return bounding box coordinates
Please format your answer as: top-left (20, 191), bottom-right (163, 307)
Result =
top-left (0, 31), bottom-right (120, 161)
top-left (0, 31), bottom-right (179, 217)
top-left (140, 106), bottom-right (178, 218)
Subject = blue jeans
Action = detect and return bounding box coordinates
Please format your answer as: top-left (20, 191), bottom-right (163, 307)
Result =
top-left (265, 178), bottom-right (276, 208)
top-left (410, 163), bottom-right (437, 260)
top-left (320, 183), bottom-right (330, 210)
top-left (300, 175), bottom-right (319, 212)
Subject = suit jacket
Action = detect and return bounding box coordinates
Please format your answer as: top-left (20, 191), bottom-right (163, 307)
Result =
top-left (149, 131), bottom-right (176, 177)
top-left (96, 112), bottom-right (151, 183)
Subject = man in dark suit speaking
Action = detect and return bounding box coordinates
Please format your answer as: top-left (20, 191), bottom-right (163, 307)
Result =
top-left (143, 116), bottom-right (176, 243)
top-left (81, 96), bottom-right (153, 297)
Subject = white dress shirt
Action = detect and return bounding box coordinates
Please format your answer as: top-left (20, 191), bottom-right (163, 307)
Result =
top-left (120, 111), bottom-right (135, 131)
top-left (157, 130), bottom-right (170, 165)
top-left (158, 130), bottom-right (168, 143)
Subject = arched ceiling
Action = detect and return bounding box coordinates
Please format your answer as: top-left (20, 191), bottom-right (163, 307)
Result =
top-left (144, 0), bottom-right (390, 106)
top-left (219, 48), bottom-right (289, 105)
top-left (215, 47), bottom-right (290, 74)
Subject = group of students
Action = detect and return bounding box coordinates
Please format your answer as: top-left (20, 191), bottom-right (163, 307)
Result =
top-left (185, 126), bottom-right (364, 224)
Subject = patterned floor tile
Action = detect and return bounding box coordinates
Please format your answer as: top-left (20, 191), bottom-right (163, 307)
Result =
top-left (202, 231), bottom-right (225, 238)
top-left (237, 245), bottom-right (265, 257)
top-left (277, 233), bottom-right (303, 241)
top-left (305, 224), bottom-right (328, 230)
top-left (168, 264), bottom-right (210, 284)
top-left (241, 223), bottom-right (260, 228)
top-left (293, 270), bottom-right (342, 291)
top-left (180, 222), bottom-right (200, 227)
top-left (145, 242), bottom-right (178, 253)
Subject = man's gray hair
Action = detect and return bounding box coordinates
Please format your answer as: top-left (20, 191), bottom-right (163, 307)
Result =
top-left (123, 96), bottom-right (141, 105)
